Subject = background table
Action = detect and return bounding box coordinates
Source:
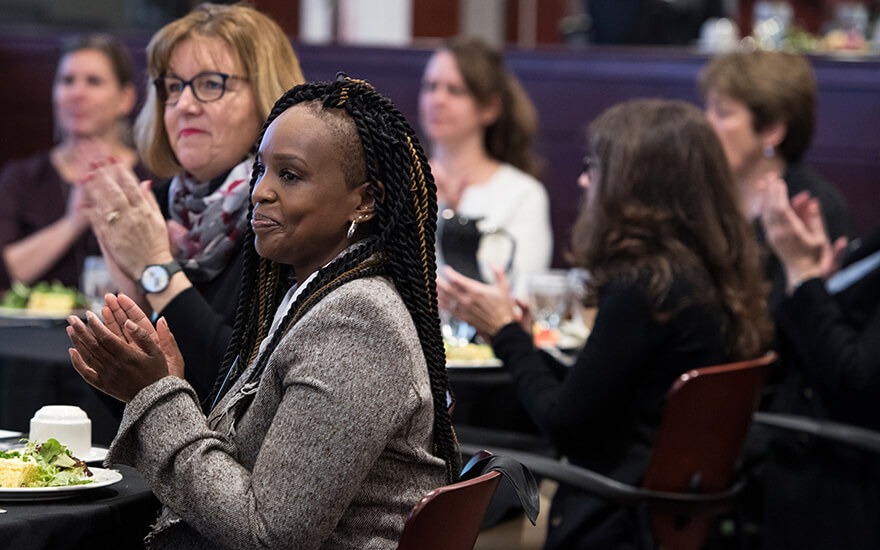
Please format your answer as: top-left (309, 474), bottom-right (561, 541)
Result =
top-left (0, 464), bottom-right (159, 549)
top-left (0, 325), bottom-right (122, 447)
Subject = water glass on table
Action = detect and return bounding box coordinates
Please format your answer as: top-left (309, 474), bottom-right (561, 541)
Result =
top-left (527, 270), bottom-right (572, 349)
top-left (440, 307), bottom-right (476, 348)
top-left (80, 256), bottom-right (116, 313)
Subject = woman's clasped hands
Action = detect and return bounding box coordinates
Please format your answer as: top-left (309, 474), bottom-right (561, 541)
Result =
top-left (78, 158), bottom-right (175, 283)
top-left (67, 293), bottom-right (184, 403)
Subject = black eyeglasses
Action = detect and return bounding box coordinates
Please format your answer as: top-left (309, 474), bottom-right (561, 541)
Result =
top-left (153, 72), bottom-right (247, 105)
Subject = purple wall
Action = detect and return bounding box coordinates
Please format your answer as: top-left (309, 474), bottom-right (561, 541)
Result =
top-left (2, 33), bottom-right (877, 266)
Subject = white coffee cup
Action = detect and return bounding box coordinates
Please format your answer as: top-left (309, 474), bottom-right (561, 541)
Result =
top-left (29, 405), bottom-right (92, 458)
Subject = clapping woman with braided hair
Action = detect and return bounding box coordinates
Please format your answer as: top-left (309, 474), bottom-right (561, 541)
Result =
top-left (66, 76), bottom-right (459, 549)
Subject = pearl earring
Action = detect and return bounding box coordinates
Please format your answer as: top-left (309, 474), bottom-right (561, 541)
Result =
top-left (763, 144), bottom-right (775, 158)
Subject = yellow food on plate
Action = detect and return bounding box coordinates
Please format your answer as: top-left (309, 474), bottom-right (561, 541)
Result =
top-left (26, 291), bottom-right (78, 314)
top-left (0, 457), bottom-right (40, 488)
top-left (1, 280), bottom-right (86, 314)
top-left (445, 342), bottom-right (496, 362)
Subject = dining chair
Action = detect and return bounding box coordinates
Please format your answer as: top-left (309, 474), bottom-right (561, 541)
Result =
top-left (460, 351), bottom-right (777, 550)
top-left (397, 450), bottom-right (539, 550)
top-left (750, 410), bottom-right (880, 547)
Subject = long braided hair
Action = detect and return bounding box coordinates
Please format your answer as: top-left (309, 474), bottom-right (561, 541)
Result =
top-left (206, 75), bottom-right (460, 483)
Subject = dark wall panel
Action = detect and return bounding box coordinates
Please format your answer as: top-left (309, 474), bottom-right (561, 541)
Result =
top-left (2, 34), bottom-right (877, 265)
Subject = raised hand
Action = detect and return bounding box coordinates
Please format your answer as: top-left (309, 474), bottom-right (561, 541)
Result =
top-left (101, 293), bottom-right (184, 378)
top-left (437, 265), bottom-right (519, 339)
top-left (80, 159), bottom-right (174, 279)
top-left (760, 174), bottom-right (848, 292)
top-left (67, 293), bottom-right (184, 403)
top-left (64, 180), bottom-right (91, 233)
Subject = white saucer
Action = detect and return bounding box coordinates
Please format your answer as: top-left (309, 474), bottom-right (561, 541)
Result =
top-left (80, 446), bottom-right (109, 463)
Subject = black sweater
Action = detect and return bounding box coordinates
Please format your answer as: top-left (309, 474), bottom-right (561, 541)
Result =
top-left (492, 275), bottom-right (729, 549)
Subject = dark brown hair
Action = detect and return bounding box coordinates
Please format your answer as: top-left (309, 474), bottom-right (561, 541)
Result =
top-left (699, 50), bottom-right (816, 163)
top-left (571, 99), bottom-right (771, 360)
top-left (59, 33), bottom-right (135, 87)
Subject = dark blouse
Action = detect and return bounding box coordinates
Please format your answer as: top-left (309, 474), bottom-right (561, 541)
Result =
top-left (153, 180), bottom-right (242, 405)
top-left (491, 274), bottom-right (729, 548)
top-left (0, 151), bottom-right (149, 290)
top-left (762, 227), bottom-right (880, 550)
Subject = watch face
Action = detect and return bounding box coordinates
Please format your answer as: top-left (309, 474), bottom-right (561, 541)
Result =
top-left (141, 265), bottom-right (170, 293)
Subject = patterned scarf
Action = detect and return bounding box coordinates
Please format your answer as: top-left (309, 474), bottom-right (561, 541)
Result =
top-left (167, 158), bottom-right (252, 282)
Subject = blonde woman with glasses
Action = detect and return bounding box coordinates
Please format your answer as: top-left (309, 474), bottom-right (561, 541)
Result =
top-left (79, 3), bottom-right (304, 403)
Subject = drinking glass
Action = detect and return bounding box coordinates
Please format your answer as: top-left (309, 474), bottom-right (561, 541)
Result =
top-left (440, 307), bottom-right (477, 348)
top-left (528, 270), bottom-right (571, 348)
top-left (81, 256), bottom-right (116, 313)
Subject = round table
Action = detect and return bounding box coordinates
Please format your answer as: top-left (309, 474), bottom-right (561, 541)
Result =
top-left (0, 464), bottom-right (159, 549)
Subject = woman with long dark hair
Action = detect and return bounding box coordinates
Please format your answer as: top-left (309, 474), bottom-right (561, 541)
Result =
top-left (67, 76), bottom-right (459, 548)
top-left (440, 99), bottom-right (772, 548)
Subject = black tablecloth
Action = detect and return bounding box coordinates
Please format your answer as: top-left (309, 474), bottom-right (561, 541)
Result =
top-left (448, 365), bottom-right (542, 437)
top-left (0, 465), bottom-right (159, 550)
top-left (0, 326), bottom-right (123, 447)
top-left (0, 324), bottom-right (72, 364)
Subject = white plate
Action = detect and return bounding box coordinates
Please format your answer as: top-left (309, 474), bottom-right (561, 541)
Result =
top-left (446, 358), bottom-right (503, 369)
top-left (3, 446), bottom-right (108, 464)
top-left (0, 467), bottom-right (122, 501)
top-left (0, 307), bottom-right (86, 327)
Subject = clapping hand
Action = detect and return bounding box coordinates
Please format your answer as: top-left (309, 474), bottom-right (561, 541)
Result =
top-left (437, 265), bottom-right (529, 339)
top-left (759, 173), bottom-right (848, 293)
top-left (80, 159), bottom-right (174, 278)
top-left (64, 181), bottom-right (91, 234)
top-left (67, 293), bottom-right (184, 403)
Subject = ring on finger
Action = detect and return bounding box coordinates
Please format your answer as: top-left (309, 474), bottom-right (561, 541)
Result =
top-left (106, 210), bottom-right (121, 224)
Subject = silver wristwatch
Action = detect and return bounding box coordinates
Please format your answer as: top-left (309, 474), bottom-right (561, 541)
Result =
top-left (138, 261), bottom-right (183, 293)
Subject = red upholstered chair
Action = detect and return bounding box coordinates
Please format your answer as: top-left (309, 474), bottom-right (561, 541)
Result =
top-left (397, 469), bottom-right (501, 550)
top-left (460, 352), bottom-right (777, 550)
top-left (398, 449), bottom-right (539, 550)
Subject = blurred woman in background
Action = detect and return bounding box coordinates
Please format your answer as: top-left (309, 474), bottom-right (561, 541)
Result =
top-left (0, 34), bottom-right (140, 289)
top-left (700, 49), bottom-right (853, 310)
top-left (759, 174), bottom-right (880, 549)
top-left (419, 36), bottom-right (552, 299)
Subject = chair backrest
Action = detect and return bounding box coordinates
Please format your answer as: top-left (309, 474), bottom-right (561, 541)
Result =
top-left (397, 469), bottom-right (502, 550)
top-left (643, 352), bottom-right (777, 550)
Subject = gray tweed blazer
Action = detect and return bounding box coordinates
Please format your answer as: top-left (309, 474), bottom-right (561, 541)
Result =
top-left (106, 276), bottom-right (448, 549)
